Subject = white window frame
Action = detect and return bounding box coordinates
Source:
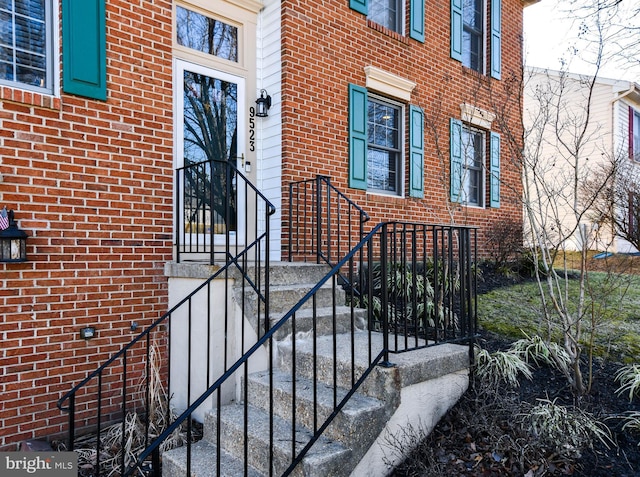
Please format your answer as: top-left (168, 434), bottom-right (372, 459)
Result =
top-left (461, 124), bottom-right (486, 207)
top-left (367, 94), bottom-right (405, 196)
top-left (368, 0), bottom-right (405, 35)
top-left (0, 0), bottom-right (56, 94)
top-left (462, 0), bottom-right (486, 74)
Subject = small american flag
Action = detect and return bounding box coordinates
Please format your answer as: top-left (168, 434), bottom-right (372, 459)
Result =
top-left (0, 207), bottom-right (9, 231)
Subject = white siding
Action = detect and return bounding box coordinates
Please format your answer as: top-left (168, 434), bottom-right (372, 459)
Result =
top-left (257, 0), bottom-right (282, 260)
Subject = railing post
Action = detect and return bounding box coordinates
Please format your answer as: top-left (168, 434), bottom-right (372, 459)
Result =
top-left (288, 182), bottom-right (293, 262)
top-left (380, 223), bottom-right (392, 367)
top-left (67, 394), bottom-right (75, 450)
top-left (152, 448), bottom-right (160, 477)
top-left (315, 176), bottom-right (322, 264)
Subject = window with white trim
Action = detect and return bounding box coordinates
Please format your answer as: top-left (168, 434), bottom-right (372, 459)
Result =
top-left (367, 96), bottom-right (402, 193)
top-left (368, 0), bottom-right (402, 33)
top-left (451, 0), bottom-right (501, 79)
top-left (350, 0), bottom-right (425, 42)
top-left (0, 0), bottom-right (53, 93)
top-left (176, 6), bottom-right (238, 63)
top-left (462, 0), bottom-right (483, 72)
top-left (348, 83), bottom-right (424, 198)
top-left (450, 117), bottom-right (500, 207)
top-left (461, 125), bottom-right (484, 206)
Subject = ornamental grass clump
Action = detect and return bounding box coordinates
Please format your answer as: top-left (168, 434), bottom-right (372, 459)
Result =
top-left (615, 364), bottom-right (640, 402)
top-left (522, 399), bottom-right (613, 458)
top-left (511, 333), bottom-right (571, 374)
top-left (474, 346), bottom-right (532, 390)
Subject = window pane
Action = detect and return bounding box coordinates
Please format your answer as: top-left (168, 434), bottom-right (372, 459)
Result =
top-left (368, 148), bottom-right (397, 192)
top-left (368, 0), bottom-right (401, 33)
top-left (176, 6), bottom-right (238, 62)
top-left (0, 0), bottom-right (49, 90)
top-left (15, 0), bottom-right (45, 21)
top-left (367, 98), bottom-right (401, 193)
top-left (462, 127), bottom-right (485, 205)
top-left (462, 0), bottom-right (483, 72)
top-left (463, 0), bottom-right (482, 29)
top-left (0, 10), bottom-right (12, 45)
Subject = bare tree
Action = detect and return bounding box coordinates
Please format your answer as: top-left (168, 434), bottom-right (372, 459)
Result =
top-left (492, 9), bottom-right (621, 394)
top-left (565, 0), bottom-right (640, 76)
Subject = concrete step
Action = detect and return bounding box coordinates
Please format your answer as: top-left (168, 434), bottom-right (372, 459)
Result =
top-left (277, 331), bottom-right (469, 400)
top-left (261, 262), bottom-right (336, 287)
top-left (241, 262), bottom-right (336, 288)
top-left (243, 283), bottom-right (344, 316)
top-left (270, 305), bottom-right (368, 340)
top-left (161, 440), bottom-right (263, 477)
top-left (203, 403), bottom-right (352, 477)
top-left (246, 369), bottom-right (386, 452)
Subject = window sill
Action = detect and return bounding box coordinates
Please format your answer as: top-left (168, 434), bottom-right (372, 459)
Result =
top-left (0, 85), bottom-right (61, 110)
top-left (367, 20), bottom-right (410, 45)
top-left (366, 190), bottom-right (405, 203)
top-left (461, 66), bottom-right (489, 83)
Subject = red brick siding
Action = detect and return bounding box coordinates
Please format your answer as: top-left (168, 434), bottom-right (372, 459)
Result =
top-left (281, 0), bottom-right (524, 257)
top-left (0, 0), bottom-right (173, 450)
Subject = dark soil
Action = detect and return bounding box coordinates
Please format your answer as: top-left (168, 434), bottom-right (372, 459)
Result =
top-left (391, 263), bottom-right (640, 477)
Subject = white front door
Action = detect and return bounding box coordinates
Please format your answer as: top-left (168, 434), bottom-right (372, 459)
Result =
top-left (176, 59), bottom-right (246, 247)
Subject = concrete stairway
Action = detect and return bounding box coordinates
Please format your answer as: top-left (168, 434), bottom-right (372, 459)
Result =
top-left (162, 263), bottom-right (470, 477)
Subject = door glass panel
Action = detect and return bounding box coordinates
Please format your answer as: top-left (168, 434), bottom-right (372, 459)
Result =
top-left (182, 69), bottom-right (238, 236)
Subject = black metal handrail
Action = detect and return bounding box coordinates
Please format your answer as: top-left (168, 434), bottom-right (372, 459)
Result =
top-left (176, 157), bottom-right (275, 265)
top-left (57, 158), bottom-right (275, 476)
top-left (287, 176), bottom-right (370, 266)
top-left (56, 167), bottom-right (477, 476)
top-left (121, 221), bottom-right (476, 477)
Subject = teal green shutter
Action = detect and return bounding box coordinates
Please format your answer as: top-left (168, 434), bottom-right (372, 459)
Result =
top-left (349, 84), bottom-right (368, 190)
top-left (62, 0), bottom-right (107, 100)
top-left (409, 105), bottom-right (424, 198)
top-left (490, 132), bottom-right (501, 207)
top-left (410, 0), bottom-right (425, 43)
top-left (350, 0), bottom-right (368, 15)
top-left (450, 118), bottom-right (463, 202)
top-left (490, 0), bottom-right (502, 79)
top-left (451, 0), bottom-right (463, 61)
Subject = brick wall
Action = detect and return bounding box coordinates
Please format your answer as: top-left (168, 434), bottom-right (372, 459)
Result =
top-left (0, 0), bottom-right (174, 450)
top-left (281, 0), bottom-right (525, 257)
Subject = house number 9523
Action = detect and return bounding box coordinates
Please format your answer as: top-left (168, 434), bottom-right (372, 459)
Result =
top-left (249, 106), bottom-right (256, 152)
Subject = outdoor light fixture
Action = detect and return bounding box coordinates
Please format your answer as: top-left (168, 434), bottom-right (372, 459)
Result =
top-left (0, 208), bottom-right (27, 262)
top-left (255, 89), bottom-right (272, 117)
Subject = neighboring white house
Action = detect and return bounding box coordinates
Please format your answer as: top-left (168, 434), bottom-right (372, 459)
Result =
top-left (524, 68), bottom-right (640, 253)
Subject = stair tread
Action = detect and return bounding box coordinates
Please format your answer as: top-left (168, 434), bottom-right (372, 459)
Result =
top-left (162, 440), bottom-right (263, 477)
top-left (269, 305), bottom-right (366, 321)
top-left (210, 402), bottom-right (351, 464)
top-left (248, 369), bottom-right (384, 416)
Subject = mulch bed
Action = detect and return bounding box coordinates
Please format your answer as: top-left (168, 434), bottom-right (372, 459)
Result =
top-left (391, 261), bottom-right (640, 476)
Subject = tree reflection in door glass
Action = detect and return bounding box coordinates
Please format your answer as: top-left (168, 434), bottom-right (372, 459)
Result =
top-left (183, 71), bottom-right (238, 234)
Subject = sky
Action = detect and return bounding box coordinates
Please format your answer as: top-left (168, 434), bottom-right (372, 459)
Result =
top-left (523, 0), bottom-right (640, 83)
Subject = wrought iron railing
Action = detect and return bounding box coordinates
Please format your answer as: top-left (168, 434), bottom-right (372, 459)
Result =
top-left (56, 159), bottom-right (275, 476)
top-left (176, 158), bottom-right (273, 264)
top-left (127, 221), bottom-right (475, 476)
top-left (56, 170), bottom-right (477, 477)
top-left (287, 175), bottom-right (370, 265)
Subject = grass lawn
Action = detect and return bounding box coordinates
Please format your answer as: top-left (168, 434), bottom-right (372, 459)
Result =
top-left (478, 269), bottom-right (640, 364)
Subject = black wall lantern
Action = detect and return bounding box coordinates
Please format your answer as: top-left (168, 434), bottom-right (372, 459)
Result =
top-left (255, 89), bottom-right (272, 117)
top-left (0, 208), bottom-right (27, 262)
